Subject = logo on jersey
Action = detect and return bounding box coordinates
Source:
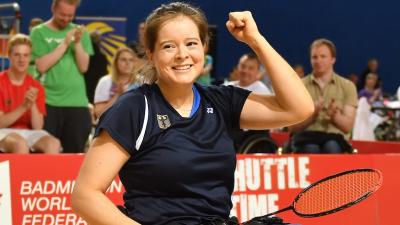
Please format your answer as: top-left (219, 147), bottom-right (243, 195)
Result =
top-left (157, 114), bottom-right (171, 129)
top-left (0, 161), bottom-right (12, 225)
top-left (207, 107), bottom-right (214, 114)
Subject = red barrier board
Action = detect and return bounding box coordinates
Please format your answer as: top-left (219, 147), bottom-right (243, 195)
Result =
top-left (0, 154), bottom-right (399, 225)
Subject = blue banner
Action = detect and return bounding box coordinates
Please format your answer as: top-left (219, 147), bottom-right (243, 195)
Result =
top-left (75, 16), bottom-right (127, 70)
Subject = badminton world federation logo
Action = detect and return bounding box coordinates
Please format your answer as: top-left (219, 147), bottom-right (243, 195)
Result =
top-left (0, 160), bottom-right (12, 225)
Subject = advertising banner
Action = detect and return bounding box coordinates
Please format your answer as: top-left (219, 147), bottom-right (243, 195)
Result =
top-left (75, 16), bottom-right (127, 70)
top-left (0, 160), bottom-right (12, 225)
top-left (0, 154), bottom-right (398, 225)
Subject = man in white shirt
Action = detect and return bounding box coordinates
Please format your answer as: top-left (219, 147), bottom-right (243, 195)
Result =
top-left (226, 53), bottom-right (276, 153)
top-left (226, 52), bottom-right (273, 95)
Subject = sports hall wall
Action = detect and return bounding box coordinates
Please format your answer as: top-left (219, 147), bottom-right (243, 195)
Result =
top-left (2, 0), bottom-right (399, 93)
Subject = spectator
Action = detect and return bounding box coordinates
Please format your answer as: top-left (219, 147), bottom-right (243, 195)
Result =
top-left (259, 65), bottom-right (275, 94)
top-left (227, 53), bottom-right (276, 153)
top-left (223, 66), bottom-right (239, 85)
top-left (127, 22), bottom-right (146, 58)
top-left (84, 30), bottom-right (108, 104)
top-left (358, 73), bottom-right (382, 104)
top-left (293, 64), bottom-right (305, 78)
top-left (288, 38), bottom-right (358, 154)
top-left (358, 58), bottom-right (380, 91)
top-left (28, 17), bottom-right (44, 80)
top-left (29, 17), bottom-right (44, 33)
top-left (94, 47), bottom-right (140, 118)
top-left (30, 0), bottom-right (94, 153)
top-left (137, 22), bottom-right (145, 48)
top-left (347, 72), bottom-right (359, 86)
top-left (0, 34), bottom-right (60, 154)
top-left (226, 52), bottom-right (272, 95)
top-left (229, 66), bottom-right (239, 81)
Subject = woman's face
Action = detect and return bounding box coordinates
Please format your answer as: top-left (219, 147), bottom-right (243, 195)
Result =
top-left (117, 51), bottom-right (136, 76)
top-left (366, 76), bottom-right (377, 88)
top-left (148, 16), bottom-right (205, 86)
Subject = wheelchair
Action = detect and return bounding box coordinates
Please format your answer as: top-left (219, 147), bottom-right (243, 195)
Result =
top-left (233, 130), bottom-right (278, 154)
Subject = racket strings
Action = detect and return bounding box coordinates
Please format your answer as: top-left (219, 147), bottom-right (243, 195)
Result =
top-left (294, 171), bottom-right (381, 215)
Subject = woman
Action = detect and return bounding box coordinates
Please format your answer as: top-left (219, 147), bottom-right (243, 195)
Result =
top-left (93, 47), bottom-right (141, 118)
top-left (358, 72), bottom-right (382, 104)
top-left (71, 2), bottom-right (314, 225)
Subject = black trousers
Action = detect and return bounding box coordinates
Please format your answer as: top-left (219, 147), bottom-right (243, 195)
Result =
top-left (44, 104), bottom-right (92, 153)
top-left (289, 130), bottom-right (352, 153)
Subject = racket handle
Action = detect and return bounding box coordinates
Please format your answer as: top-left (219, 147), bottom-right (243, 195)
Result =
top-left (264, 206), bottom-right (293, 217)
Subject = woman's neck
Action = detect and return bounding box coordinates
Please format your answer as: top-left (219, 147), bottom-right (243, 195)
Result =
top-left (365, 86), bottom-right (375, 92)
top-left (117, 74), bottom-right (131, 83)
top-left (157, 81), bottom-right (194, 117)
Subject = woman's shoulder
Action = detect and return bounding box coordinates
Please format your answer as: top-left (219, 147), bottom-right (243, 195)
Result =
top-left (197, 82), bottom-right (246, 93)
top-left (98, 74), bottom-right (112, 83)
top-left (95, 75), bottom-right (113, 93)
top-left (195, 83), bottom-right (250, 101)
top-left (121, 84), bottom-right (154, 101)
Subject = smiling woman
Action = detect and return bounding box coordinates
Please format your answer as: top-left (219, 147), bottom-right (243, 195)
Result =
top-left (71, 2), bottom-right (314, 225)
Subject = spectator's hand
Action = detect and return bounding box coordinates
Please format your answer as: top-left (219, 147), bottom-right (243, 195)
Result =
top-left (226, 11), bottom-right (261, 46)
top-left (372, 88), bottom-right (382, 99)
top-left (73, 25), bottom-right (85, 44)
top-left (64, 29), bottom-right (75, 45)
top-left (116, 80), bottom-right (129, 95)
top-left (327, 99), bottom-right (339, 119)
top-left (23, 87), bottom-right (38, 108)
top-left (64, 25), bottom-right (84, 45)
top-left (313, 98), bottom-right (324, 116)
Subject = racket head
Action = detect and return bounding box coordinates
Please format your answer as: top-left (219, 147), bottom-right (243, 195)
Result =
top-left (292, 168), bottom-right (382, 218)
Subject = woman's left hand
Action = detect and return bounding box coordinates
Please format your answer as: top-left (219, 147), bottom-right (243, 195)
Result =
top-left (226, 11), bottom-right (261, 46)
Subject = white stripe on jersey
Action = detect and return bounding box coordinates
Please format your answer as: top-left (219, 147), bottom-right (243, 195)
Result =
top-left (136, 95), bottom-right (148, 150)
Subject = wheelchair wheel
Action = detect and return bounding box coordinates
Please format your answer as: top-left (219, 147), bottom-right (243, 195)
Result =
top-left (239, 135), bottom-right (278, 154)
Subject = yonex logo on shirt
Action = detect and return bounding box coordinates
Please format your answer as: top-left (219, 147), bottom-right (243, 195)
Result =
top-left (45, 38), bottom-right (64, 44)
top-left (207, 108), bottom-right (214, 114)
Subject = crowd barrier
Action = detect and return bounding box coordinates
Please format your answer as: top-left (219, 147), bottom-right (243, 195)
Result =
top-left (0, 153), bottom-right (399, 225)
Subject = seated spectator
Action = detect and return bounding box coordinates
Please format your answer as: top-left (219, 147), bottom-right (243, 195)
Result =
top-left (223, 66), bottom-right (239, 85)
top-left (358, 58), bottom-right (380, 91)
top-left (358, 73), bottom-right (382, 104)
top-left (288, 39), bottom-right (357, 154)
top-left (226, 53), bottom-right (276, 153)
top-left (0, 34), bottom-right (60, 154)
top-left (293, 64), bottom-right (305, 78)
top-left (347, 72), bottom-right (359, 86)
top-left (226, 52), bottom-right (273, 95)
top-left (94, 47), bottom-right (141, 118)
